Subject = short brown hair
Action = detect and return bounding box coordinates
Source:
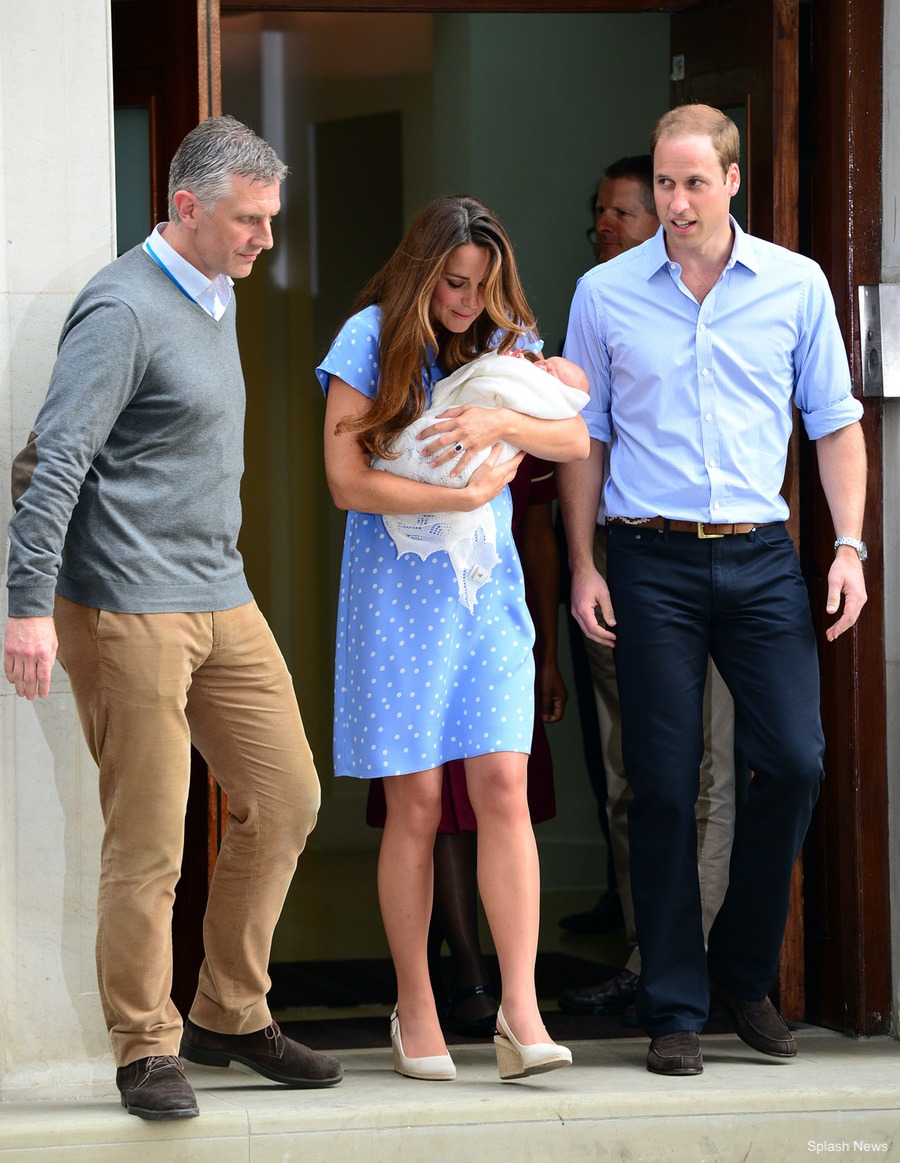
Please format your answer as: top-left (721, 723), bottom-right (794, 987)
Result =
top-left (650, 104), bottom-right (740, 176)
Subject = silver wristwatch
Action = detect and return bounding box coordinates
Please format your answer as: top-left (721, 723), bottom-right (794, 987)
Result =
top-left (834, 536), bottom-right (867, 562)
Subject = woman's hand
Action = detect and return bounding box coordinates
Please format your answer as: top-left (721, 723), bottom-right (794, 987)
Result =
top-left (325, 376), bottom-right (504, 516)
top-left (539, 658), bottom-right (568, 723)
top-left (418, 406), bottom-right (510, 476)
top-left (461, 445), bottom-right (525, 509)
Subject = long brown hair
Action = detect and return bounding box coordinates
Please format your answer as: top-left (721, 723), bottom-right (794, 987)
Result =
top-left (336, 195), bottom-right (537, 459)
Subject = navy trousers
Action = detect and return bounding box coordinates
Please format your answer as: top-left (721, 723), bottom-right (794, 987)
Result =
top-left (605, 521), bottom-right (824, 1037)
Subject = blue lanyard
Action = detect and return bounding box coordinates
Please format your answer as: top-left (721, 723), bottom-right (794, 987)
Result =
top-left (143, 240), bottom-right (199, 306)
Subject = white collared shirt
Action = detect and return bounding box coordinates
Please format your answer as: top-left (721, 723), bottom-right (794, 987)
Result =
top-left (143, 224), bottom-right (233, 321)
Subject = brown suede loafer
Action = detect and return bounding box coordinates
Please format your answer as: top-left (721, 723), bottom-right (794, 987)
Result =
top-left (180, 1019), bottom-right (344, 1087)
top-left (646, 1031), bottom-right (703, 1076)
top-left (559, 968), bottom-right (639, 1015)
top-left (710, 978), bottom-right (797, 1058)
top-left (116, 1054), bottom-right (199, 1119)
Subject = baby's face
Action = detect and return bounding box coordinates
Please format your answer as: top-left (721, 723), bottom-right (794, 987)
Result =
top-left (515, 353), bottom-right (589, 394)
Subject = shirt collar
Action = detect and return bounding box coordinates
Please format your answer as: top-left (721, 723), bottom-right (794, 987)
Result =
top-left (644, 225), bottom-right (673, 277)
top-left (144, 224), bottom-right (234, 300)
top-left (727, 218), bottom-right (760, 274)
top-left (644, 215), bottom-right (760, 279)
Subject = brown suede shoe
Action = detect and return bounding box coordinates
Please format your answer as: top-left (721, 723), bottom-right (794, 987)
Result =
top-left (180, 1019), bottom-right (343, 1087)
top-left (710, 978), bottom-right (797, 1058)
top-left (646, 1031), bottom-right (703, 1076)
top-left (116, 1055), bottom-right (199, 1119)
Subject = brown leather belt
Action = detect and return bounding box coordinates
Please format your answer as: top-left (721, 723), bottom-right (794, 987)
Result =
top-left (607, 516), bottom-right (775, 538)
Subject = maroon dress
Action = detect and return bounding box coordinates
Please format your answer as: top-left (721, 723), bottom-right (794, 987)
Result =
top-left (366, 454), bottom-right (558, 831)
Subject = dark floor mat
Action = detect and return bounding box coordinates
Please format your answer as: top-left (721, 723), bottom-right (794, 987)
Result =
top-left (279, 1008), bottom-right (736, 1051)
top-left (269, 951), bottom-right (616, 1011)
top-left (270, 952), bottom-right (738, 1050)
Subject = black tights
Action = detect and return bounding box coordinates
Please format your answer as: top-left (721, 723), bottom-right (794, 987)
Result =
top-left (427, 831), bottom-right (497, 1022)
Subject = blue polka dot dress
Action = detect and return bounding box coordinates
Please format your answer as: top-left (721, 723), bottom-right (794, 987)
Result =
top-left (316, 304), bottom-right (537, 779)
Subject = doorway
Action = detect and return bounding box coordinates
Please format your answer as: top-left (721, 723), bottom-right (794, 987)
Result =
top-left (110, 0), bottom-right (890, 1041)
top-left (218, 10), bottom-right (671, 1009)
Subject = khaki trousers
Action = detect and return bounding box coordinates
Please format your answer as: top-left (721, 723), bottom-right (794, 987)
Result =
top-left (582, 529), bottom-right (735, 975)
top-left (54, 597), bottom-right (320, 1067)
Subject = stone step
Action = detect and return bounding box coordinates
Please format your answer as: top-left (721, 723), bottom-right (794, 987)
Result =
top-left (2, 1029), bottom-right (898, 1161)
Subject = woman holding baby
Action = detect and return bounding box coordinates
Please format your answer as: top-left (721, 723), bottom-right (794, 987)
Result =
top-left (317, 195), bottom-right (588, 1082)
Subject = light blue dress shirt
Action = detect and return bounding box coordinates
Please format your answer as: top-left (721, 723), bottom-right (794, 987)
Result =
top-left (564, 219), bottom-right (862, 525)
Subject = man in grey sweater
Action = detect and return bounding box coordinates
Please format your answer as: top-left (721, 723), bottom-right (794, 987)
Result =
top-left (4, 116), bottom-right (342, 1119)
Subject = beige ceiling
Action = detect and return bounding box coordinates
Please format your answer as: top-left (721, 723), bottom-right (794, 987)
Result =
top-left (222, 11), bottom-right (434, 79)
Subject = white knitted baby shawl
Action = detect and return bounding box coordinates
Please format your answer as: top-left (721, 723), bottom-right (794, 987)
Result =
top-left (372, 351), bottom-right (586, 611)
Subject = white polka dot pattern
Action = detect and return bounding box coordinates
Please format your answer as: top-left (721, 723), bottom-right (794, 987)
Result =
top-left (317, 305), bottom-right (537, 779)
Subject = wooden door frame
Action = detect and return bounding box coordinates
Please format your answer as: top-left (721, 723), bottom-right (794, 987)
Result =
top-left (197, 0), bottom-right (889, 1034)
top-left (802, 0), bottom-right (889, 1036)
top-left (220, 0), bottom-right (699, 10)
top-left (112, 0), bottom-right (224, 1017)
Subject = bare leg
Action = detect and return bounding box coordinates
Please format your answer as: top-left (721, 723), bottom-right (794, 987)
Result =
top-left (464, 752), bottom-right (552, 1046)
top-left (380, 768), bottom-right (447, 1058)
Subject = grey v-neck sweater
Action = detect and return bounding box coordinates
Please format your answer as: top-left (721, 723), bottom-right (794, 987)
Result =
top-left (7, 245), bottom-right (253, 616)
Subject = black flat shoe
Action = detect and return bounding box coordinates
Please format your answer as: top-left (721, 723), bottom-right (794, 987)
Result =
top-left (558, 968), bottom-right (639, 1015)
top-left (446, 984), bottom-right (498, 1037)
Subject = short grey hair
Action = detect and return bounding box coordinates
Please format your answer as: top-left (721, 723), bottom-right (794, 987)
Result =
top-left (167, 115), bottom-right (288, 222)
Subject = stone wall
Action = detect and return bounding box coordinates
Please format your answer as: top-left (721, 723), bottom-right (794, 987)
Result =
top-left (0, 0), bottom-right (115, 1095)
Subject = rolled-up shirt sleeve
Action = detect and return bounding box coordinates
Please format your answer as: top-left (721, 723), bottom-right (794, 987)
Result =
top-left (793, 265), bottom-right (863, 440)
top-left (563, 275), bottom-right (612, 444)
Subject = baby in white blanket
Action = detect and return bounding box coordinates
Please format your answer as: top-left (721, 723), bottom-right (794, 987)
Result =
top-left (372, 350), bottom-right (588, 610)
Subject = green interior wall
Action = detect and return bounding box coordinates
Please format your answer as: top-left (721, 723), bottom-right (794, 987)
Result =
top-left (221, 14), bottom-right (670, 923)
top-left (433, 13), bottom-right (670, 354)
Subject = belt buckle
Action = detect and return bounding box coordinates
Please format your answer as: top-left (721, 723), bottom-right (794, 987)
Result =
top-left (697, 522), bottom-right (724, 539)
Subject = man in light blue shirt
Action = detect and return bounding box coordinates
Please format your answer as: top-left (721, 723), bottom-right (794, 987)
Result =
top-left (559, 104), bottom-right (867, 1077)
